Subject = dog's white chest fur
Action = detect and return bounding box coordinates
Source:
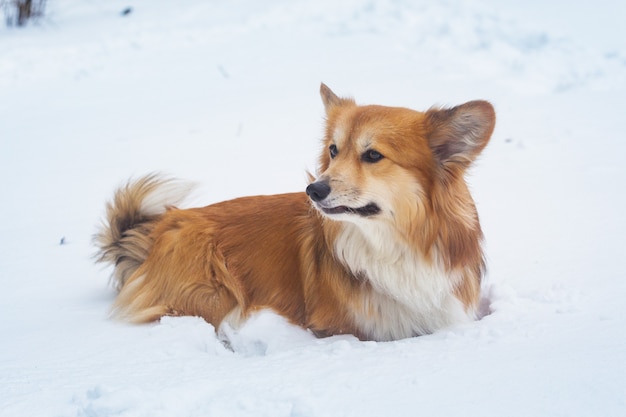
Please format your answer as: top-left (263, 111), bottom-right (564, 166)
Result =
top-left (335, 222), bottom-right (472, 341)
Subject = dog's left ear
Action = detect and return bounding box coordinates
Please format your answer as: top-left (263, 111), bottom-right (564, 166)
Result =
top-left (320, 83), bottom-right (354, 113)
top-left (426, 100), bottom-right (495, 169)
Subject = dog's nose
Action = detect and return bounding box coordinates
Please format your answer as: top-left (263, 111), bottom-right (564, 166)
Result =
top-left (306, 181), bottom-right (331, 202)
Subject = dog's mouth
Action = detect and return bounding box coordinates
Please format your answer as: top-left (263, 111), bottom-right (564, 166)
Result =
top-left (318, 203), bottom-right (381, 217)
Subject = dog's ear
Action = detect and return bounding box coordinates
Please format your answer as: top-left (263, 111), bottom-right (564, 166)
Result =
top-left (320, 83), bottom-right (354, 112)
top-left (425, 100), bottom-right (495, 169)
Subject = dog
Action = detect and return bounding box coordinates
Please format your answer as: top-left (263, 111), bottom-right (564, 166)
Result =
top-left (94, 84), bottom-right (495, 341)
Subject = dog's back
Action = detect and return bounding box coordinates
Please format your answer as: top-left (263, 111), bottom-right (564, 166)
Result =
top-left (95, 186), bottom-right (366, 336)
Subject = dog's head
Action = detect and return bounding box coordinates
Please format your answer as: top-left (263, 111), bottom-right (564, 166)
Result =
top-left (306, 84), bottom-right (495, 233)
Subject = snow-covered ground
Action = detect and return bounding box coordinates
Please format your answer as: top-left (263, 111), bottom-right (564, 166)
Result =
top-left (1, 1), bottom-right (625, 416)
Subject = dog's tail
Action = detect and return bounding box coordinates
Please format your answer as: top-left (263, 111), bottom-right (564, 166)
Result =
top-left (94, 174), bottom-right (194, 291)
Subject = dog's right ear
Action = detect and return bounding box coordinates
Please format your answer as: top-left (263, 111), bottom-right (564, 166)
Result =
top-left (320, 83), bottom-right (353, 112)
top-left (425, 100), bottom-right (495, 171)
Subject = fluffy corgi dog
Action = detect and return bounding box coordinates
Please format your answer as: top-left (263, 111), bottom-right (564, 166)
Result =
top-left (94, 84), bottom-right (495, 341)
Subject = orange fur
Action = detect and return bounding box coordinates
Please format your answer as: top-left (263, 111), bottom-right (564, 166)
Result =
top-left (94, 84), bottom-right (495, 341)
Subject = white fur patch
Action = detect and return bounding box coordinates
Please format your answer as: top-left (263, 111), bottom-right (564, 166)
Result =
top-left (332, 126), bottom-right (345, 145)
top-left (335, 221), bottom-right (471, 340)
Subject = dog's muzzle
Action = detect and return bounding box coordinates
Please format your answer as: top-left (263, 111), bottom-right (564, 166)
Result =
top-left (306, 181), bottom-right (380, 217)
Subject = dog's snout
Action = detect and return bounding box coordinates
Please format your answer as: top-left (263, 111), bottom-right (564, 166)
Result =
top-left (306, 181), bottom-right (331, 202)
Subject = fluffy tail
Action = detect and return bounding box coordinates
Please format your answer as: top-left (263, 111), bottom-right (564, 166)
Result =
top-left (94, 174), bottom-right (194, 290)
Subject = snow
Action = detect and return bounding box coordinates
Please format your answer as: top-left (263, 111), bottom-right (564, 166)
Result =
top-left (1, 0), bottom-right (625, 416)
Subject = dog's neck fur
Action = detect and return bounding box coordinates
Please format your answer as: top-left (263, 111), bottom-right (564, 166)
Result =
top-left (333, 220), bottom-right (471, 340)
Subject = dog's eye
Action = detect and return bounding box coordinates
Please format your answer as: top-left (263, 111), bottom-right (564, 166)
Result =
top-left (362, 149), bottom-right (384, 163)
top-left (329, 144), bottom-right (338, 159)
